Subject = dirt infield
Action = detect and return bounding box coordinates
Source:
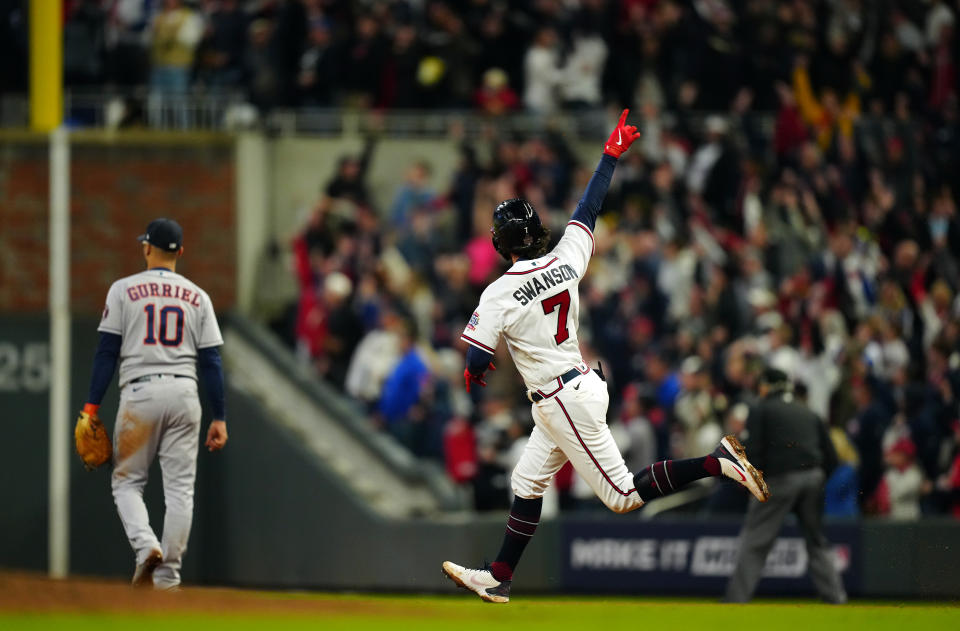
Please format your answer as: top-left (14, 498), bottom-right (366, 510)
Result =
top-left (0, 571), bottom-right (417, 618)
top-left (2, 571), bottom-right (956, 631)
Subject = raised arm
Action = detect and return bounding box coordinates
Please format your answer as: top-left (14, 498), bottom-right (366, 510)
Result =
top-left (570, 109), bottom-right (640, 231)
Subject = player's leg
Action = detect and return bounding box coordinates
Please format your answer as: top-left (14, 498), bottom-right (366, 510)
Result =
top-left (493, 424), bottom-right (567, 578)
top-left (544, 373), bottom-right (761, 512)
top-left (442, 425), bottom-right (567, 603)
top-left (793, 469), bottom-right (847, 603)
top-left (631, 443), bottom-right (730, 503)
top-left (542, 373), bottom-right (644, 513)
top-left (645, 434), bottom-right (770, 503)
top-left (152, 380), bottom-right (203, 590)
top-left (111, 386), bottom-right (164, 577)
top-left (724, 473), bottom-right (799, 602)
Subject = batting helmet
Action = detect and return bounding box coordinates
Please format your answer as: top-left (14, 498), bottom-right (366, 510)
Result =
top-left (491, 198), bottom-right (550, 261)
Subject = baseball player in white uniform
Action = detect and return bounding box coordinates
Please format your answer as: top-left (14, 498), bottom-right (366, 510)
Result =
top-left (442, 111), bottom-right (770, 603)
top-left (81, 218), bottom-right (228, 589)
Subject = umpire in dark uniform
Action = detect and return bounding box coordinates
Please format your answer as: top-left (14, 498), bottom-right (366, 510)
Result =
top-left (725, 368), bottom-right (846, 603)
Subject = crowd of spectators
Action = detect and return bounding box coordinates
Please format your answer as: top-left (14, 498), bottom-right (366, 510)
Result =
top-left (10, 0), bottom-right (604, 113)
top-left (274, 0), bottom-right (960, 517)
top-left (2, 0), bottom-right (952, 120)
top-left (11, 0), bottom-right (956, 517)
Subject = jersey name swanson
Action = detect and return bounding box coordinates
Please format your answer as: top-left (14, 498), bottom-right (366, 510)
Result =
top-left (511, 263), bottom-right (579, 306)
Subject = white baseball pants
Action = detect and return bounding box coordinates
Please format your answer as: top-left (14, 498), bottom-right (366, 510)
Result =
top-left (512, 370), bottom-right (644, 513)
top-left (111, 376), bottom-right (202, 588)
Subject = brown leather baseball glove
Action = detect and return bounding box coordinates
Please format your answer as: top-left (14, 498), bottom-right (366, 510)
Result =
top-left (74, 408), bottom-right (112, 470)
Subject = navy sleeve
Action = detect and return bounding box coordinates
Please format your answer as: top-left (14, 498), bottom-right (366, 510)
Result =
top-left (198, 346), bottom-right (226, 420)
top-left (466, 344), bottom-right (493, 376)
top-left (87, 332), bottom-right (121, 405)
top-left (570, 153), bottom-right (617, 231)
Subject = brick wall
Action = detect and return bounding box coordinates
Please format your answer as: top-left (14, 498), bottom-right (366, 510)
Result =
top-left (0, 136), bottom-right (235, 314)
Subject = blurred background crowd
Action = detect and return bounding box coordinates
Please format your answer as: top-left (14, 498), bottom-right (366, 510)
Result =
top-left (0, 0), bottom-right (953, 116)
top-left (268, 1), bottom-right (960, 520)
top-left (7, 0), bottom-right (959, 518)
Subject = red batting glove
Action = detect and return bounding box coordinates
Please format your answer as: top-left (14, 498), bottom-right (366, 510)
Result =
top-left (464, 362), bottom-right (496, 393)
top-left (603, 109), bottom-right (641, 159)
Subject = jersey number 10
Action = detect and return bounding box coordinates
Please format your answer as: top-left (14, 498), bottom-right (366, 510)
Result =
top-left (142, 304), bottom-right (185, 346)
top-left (541, 290), bottom-right (571, 345)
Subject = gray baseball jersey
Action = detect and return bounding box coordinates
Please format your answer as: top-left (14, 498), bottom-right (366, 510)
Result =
top-left (98, 268), bottom-right (223, 387)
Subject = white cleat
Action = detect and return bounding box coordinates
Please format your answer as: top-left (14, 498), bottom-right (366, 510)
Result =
top-left (712, 434), bottom-right (771, 502)
top-left (441, 561), bottom-right (511, 603)
top-left (131, 548), bottom-right (163, 588)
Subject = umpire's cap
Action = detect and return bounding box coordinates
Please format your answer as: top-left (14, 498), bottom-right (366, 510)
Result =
top-left (759, 367), bottom-right (790, 389)
top-left (138, 218), bottom-right (183, 252)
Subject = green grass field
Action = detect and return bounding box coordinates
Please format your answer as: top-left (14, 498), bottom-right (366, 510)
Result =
top-left (3, 593), bottom-right (958, 631)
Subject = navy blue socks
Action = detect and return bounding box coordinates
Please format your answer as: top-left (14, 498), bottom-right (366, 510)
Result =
top-left (491, 496), bottom-right (542, 581)
top-left (633, 456), bottom-right (719, 502)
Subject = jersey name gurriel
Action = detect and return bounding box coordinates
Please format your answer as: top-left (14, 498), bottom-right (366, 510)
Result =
top-left (511, 263), bottom-right (579, 306)
top-left (124, 281), bottom-right (203, 308)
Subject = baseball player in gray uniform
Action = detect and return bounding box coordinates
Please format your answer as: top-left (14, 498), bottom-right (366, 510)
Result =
top-left (442, 111), bottom-right (771, 603)
top-left (81, 218), bottom-right (227, 589)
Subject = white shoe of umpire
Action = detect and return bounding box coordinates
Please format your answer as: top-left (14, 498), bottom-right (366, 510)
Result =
top-left (132, 548), bottom-right (163, 588)
top-left (441, 561), bottom-right (511, 603)
top-left (712, 434), bottom-right (771, 502)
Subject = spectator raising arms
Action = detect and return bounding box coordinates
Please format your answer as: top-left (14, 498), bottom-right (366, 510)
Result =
top-left (149, 0), bottom-right (203, 94)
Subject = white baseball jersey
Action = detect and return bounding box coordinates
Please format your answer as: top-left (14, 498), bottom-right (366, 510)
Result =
top-left (98, 268), bottom-right (223, 387)
top-left (461, 220), bottom-right (595, 389)
top-left (463, 219), bottom-right (645, 513)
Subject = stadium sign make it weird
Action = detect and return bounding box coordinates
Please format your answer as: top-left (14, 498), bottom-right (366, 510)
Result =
top-left (561, 520), bottom-right (859, 596)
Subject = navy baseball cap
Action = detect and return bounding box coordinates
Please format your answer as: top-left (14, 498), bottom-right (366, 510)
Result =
top-left (137, 218), bottom-right (183, 252)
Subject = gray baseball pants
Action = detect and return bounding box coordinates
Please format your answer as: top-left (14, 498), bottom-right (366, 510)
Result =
top-left (725, 468), bottom-right (847, 603)
top-left (111, 376), bottom-right (202, 589)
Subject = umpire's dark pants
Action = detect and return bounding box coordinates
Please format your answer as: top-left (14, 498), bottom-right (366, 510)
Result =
top-left (725, 468), bottom-right (847, 603)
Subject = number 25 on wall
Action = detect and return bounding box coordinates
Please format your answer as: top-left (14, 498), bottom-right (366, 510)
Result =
top-left (0, 342), bottom-right (50, 393)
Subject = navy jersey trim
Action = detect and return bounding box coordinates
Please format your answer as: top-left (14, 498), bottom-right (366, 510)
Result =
top-left (461, 334), bottom-right (496, 354)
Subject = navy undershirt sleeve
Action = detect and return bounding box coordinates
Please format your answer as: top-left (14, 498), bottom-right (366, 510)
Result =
top-left (570, 153), bottom-right (617, 231)
top-left (466, 344), bottom-right (494, 376)
top-left (87, 332), bottom-right (121, 405)
top-left (198, 346), bottom-right (226, 420)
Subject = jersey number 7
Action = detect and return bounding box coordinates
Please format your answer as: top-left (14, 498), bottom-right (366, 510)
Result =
top-left (541, 290), bottom-right (571, 345)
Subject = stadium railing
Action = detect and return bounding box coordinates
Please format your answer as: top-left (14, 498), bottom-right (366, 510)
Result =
top-left (2, 90), bottom-right (768, 139)
top-left (224, 312), bottom-right (464, 512)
